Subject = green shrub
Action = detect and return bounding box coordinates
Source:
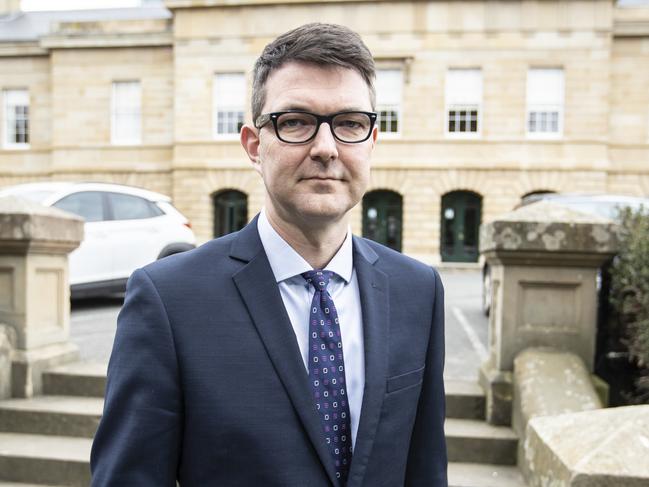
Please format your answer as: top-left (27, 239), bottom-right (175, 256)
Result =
top-left (609, 206), bottom-right (649, 403)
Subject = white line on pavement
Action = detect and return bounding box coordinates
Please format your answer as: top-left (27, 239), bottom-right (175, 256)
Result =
top-left (452, 306), bottom-right (488, 361)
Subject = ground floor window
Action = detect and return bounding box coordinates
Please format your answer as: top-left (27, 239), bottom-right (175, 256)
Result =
top-left (213, 190), bottom-right (247, 237)
top-left (362, 190), bottom-right (402, 252)
top-left (440, 190), bottom-right (482, 262)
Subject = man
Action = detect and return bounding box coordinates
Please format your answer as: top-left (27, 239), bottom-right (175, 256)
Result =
top-left (91, 22), bottom-right (447, 486)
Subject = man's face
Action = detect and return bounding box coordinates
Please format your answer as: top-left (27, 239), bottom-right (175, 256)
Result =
top-left (243, 62), bottom-right (377, 229)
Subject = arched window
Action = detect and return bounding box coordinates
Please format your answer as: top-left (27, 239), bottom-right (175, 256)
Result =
top-left (440, 190), bottom-right (482, 262)
top-left (362, 190), bottom-right (403, 252)
top-left (213, 190), bottom-right (247, 237)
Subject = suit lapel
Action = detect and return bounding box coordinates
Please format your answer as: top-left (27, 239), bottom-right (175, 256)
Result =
top-left (347, 237), bottom-right (390, 487)
top-left (230, 217), bottom-right (340, 486)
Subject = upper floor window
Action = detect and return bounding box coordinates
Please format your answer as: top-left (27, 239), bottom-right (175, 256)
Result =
top-left (3, 89), bottom-right (29, 149)
top-left (111, 81), bottom-right (141, 145)
top-left (526, 68), bottom-right (564, 138)
top-left (376, 69), bottom-right (403, 135)
top-left (445, 69), bottom-right (482, 137)
top-left (213, 73), bottom-right (245, 138)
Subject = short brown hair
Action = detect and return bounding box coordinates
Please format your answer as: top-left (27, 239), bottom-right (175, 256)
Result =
top-left (251, 23), bottom-right (376, 124)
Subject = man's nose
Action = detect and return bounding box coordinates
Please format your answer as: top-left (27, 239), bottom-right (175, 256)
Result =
top-left (309, 122), bottom-right (338, 163)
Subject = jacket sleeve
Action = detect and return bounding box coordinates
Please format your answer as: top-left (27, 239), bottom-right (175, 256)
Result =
top-left (90, 268), bottom-right (183, 487)
top-left (404, 267), bottom-right (448, 486)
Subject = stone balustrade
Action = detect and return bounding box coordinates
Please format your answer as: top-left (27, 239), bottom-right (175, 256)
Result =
top-left (0, 196), bottom-right (83, 398)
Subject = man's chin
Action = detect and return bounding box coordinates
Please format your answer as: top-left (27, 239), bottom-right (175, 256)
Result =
top-left (293, 200), bottom-right (352, 223)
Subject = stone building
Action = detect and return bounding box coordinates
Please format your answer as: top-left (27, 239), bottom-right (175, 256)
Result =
top-left (1, 0), bottom-right (648, 264)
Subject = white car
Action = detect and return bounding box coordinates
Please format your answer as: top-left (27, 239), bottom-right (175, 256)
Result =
top-left (0, 182), bottom-right (196, 298)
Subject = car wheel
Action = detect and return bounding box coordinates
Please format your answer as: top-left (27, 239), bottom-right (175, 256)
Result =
top-left (482, 264), bottom-right (492, 317)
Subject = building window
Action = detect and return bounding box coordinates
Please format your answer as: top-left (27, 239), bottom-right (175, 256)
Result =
top-left (376, 69), bottom-right (402, 135)
top-left (440, 190), bottom-right (482, 263)
top-left (111, 81), bottom-right (141, 145)
top-left (526, 68), bottom-right (564, 137)
top-left (213, 73), bottom-right (245, 138)
top-left (445, 69), bottom-right (482, 136)
top-left (213, 189), bottom-right (247, 237)
top-left (362, 190), bottom-right (403, 252)
top-left (3, 89), bottom-right (29, 148)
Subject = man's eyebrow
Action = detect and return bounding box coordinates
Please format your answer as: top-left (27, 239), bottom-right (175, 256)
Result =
top-left (275, 105), bottom-right (370, 113)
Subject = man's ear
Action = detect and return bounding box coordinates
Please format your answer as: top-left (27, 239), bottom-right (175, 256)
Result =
top-left (240, 124), bottom-right (262, 173)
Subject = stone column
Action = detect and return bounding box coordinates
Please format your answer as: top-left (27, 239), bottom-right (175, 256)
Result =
top-left (0, 196), bottom-right (84, 398)
top-left (478, 200), bottom-right (619, 425)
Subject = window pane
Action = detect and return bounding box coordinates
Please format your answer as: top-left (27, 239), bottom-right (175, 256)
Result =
top-left (214, 73), bottom-right (245, 136)
top-left (112, 81), bottom-right (141, 144)
top-left (527, 68), bottom-right (563, 106)
top-left (214, 190), bottom-right (248, 237)
top-left (446, 69), bottom-right (482, 105)
top-left (3, 89), bottom-right (30, 147)
top-left (464, 208), bottom-right (477, 247)
top-left (108, 192), bottom-right (157, 220)
top-left (53, 192), bottom-right (104, 222)
top-left (362, 190), bottom-right (402, 252)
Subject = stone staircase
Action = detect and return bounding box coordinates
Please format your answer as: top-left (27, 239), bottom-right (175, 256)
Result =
top-left (0, 363), bottom-right (526, 486)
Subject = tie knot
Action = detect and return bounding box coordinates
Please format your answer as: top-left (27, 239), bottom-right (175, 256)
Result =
top-left (301, 270), bottom-right (333, 291)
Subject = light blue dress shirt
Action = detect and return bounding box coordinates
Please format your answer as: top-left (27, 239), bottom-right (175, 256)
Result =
top-left (257, 209), bottom-right (366, 448)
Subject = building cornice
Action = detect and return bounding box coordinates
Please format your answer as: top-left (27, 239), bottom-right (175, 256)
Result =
top-left (0, 41), bottom-right (48, 57)
top-left (165, 0), bottom-right (378, 8)
top-left (614, 6), bottom-right (649, 37)
top-left (613, 20), bottom-right (649, 37)
top-left (40, 32), bottom-right (173, 49)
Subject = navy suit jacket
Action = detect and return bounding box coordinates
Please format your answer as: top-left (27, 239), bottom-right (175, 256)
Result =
top-left (90, 216), bottom-right (447, 486)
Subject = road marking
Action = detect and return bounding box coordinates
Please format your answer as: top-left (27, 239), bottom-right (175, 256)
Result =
top-left (452, 306), bottom-right (488, 361)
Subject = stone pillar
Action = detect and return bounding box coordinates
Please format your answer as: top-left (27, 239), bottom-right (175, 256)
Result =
top-left (0, 196), bottom-right (84, 398)
top-left (478, 201), bottom-right (619, 425)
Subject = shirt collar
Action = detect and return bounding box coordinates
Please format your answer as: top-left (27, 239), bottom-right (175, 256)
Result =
top-left (257, 208), bottom-right (353, 284)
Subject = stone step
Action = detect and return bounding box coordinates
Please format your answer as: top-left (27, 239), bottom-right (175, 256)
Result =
top-left (42, 363), bottom-right (489, 421)
top-left (0, 433), bottom-right (91, 486)
top-left (446, 418), bottom-right (518, 465)
top-left (42, 362), bottom-right (107, 398)
top-left (0, 396), bottom-right (102, 438)
top-left (448, 462), bottom-right (527, 487)
top-left (445, 380), bottom-right (485, 420)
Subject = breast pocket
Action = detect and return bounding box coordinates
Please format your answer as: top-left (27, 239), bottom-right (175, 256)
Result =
top-left (386, 365), bottom-right (425, 394)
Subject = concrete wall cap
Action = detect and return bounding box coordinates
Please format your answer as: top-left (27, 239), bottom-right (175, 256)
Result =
top-left (527, 405), bottom-right (649, 482)
top-left (514, 348), bottom-right (602, 422)
top-left (480, 201), bottom-right (620, 255)
top-left (0, 195), bottom-right (81, 222)
top-left (0, 196), bottom-right (84, 246)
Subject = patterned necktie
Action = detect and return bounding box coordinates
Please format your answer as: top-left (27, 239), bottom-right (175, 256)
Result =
top-left (302, 270), bottom-right (353, 484)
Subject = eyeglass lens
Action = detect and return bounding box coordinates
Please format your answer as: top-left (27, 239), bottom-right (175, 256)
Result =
top-left (275, 112), bottom-right (372, 143)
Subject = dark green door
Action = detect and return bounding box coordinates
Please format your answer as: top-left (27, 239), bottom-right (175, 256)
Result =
top-left (362, 190), bottom-right (402, 252)
top-left (440, 191), bottom-right (481, 262)
top-left (213, 190), bottom-right (247, 237)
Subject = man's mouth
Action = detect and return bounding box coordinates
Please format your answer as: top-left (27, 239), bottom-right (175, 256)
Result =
top-left (303, 176), bottom-right (341, 181)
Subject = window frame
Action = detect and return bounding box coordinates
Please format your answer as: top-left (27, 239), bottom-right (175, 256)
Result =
top-left (2, 89), bottom-right (30, 150)
top-left (212, 72), bottom-right (246, 140)
top-left (111, 80), bottom-right (142, 146)
top-left (525, 68), bottom-right (564, 140)
top-left (444, 68), bottom-right (483, 139)
top-left (375, 68), bottom-right (403, 138)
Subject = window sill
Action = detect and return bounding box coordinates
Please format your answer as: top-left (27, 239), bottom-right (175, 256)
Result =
top-left (2, 144), bottom-right (30, 151)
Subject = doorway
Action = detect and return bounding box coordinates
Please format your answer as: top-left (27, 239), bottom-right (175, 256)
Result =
top-left (440, 191), bottom-right (482, 262)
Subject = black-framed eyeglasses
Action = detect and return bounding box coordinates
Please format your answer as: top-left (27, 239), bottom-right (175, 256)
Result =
top-left (255, 110), bottom-right (377, 144)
